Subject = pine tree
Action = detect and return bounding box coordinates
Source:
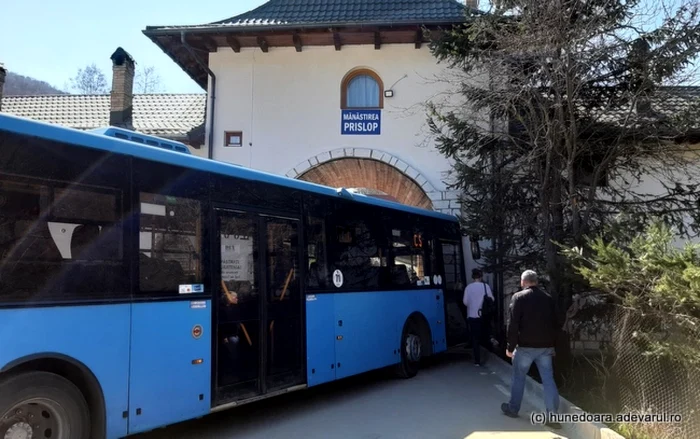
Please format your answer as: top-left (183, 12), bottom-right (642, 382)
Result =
top-left (427, 0), bottom-right (700, 308)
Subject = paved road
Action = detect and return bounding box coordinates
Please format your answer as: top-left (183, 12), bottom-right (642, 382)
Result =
top-left (134, 352), bottom-right (567, 439)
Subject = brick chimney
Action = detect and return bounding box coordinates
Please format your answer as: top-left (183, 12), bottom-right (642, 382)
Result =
top-left (109, 47), bottom-right (135, 129)
top-left (0, 63), bottom-right (6, 112)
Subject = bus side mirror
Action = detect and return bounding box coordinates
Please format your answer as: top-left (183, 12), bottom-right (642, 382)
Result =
top-left (470, 235), bottom-right (481, 260)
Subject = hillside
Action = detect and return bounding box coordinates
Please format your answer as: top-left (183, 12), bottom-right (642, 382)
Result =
top-left (4, 71), bottom-right (66, 96)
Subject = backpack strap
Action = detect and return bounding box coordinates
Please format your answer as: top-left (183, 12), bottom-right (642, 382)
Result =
top-left (478, 282), bottom-right (486, 317)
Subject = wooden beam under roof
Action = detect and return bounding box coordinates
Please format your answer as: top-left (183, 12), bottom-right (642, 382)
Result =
top-left (227, 36), bottom-right (241, 53)
top-left (414, 28), bottom-right (423, 49)
top-left (257, 36), bottom-right (269, 52)
top-left (333, 30), bottom-right (341, 51)
top-left (374, 31), bottom-right (381, 50)
top-left (202, 36), bottom-right (218, 52)
top-left (293, 32), bottom-right (302, 52)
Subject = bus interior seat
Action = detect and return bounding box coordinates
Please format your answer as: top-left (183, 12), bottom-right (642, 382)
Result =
top-left (307, 262), bottom-right (324, 288)
top-left (8, 220), bottom-right (63, 261)
top-left (71, 224), bottom-right (100, 260)
top-left (362, 265), bottom-right (380, 289)
top-left (391, 264), bottom-right (411, 286)
top-left (0, 221), bottom-right (15, 259)
top-left (139, 252), bottom-right (186, 291)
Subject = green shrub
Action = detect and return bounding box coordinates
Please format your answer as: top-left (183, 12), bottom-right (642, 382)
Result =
top-left (563, 221), bottom-right (700, 438)
top-left (563, 221), bottom-right (700, 319)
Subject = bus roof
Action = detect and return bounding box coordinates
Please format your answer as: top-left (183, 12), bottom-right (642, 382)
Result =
top-left (0, 113), bottom-right (459, 223)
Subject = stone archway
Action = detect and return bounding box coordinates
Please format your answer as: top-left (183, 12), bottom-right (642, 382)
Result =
top-left (286, 148), bottom-right (439, 210)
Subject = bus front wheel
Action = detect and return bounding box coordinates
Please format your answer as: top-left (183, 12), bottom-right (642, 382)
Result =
top-left (0, 371), bottom-right (90, 439)
top-left (395, 319), bottom-right (422, 379)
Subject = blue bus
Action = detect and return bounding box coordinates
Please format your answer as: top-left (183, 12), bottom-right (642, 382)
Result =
top-left (0, 113), bottom-right (467, 439)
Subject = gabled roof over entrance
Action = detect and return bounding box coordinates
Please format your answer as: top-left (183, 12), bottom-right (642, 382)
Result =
top-left (143, 0), bottom-right (472, 89)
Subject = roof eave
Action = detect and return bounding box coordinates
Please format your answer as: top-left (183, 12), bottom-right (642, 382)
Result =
top-left (143, 30), bottom-right (208, 90)
top-left (143, 17), bottom-right (470, 35)
top-left (143, 17), bottom-right (472, 89)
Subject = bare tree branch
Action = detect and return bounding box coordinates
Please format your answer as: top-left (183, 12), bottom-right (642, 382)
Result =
top-left (427, 0), bottom-right (700, 307)
top-left (134, 66), bottom-right (163, 94)
top-left (69, 64), bottom-right (107, 95)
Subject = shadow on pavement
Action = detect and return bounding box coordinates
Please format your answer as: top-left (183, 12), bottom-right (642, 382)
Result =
top-left (133, 352), bottom-right (567, 439)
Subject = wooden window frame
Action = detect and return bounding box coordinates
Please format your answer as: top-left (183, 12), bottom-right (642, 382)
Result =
top-left (224, 131), bottom-right (243, 148)
top-left (340, 68), bottom-right (384, 110)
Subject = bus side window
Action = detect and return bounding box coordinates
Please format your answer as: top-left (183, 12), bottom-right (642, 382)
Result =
top-left (327, 203), bottom-right (383, 291)
top-left (306, 216), bottom-right (328, 290)
top-left (133, 158), bottom-right (208, 297)
top-left (0, 132), bottom-right (130, 304)
top-left (442, 241), bottom-right (464, 293)
top-left (388, 226), bottom-right (426, 288)
top-left (138, 193), bottom-right (202, 294)
top-left (0, 177), bottom-right (126, 303)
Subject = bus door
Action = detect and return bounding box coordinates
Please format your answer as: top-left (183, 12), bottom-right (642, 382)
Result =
top-left (439, 240), bottom-right (468, 347)
top-left (214, 208), bottom-right (304, 404)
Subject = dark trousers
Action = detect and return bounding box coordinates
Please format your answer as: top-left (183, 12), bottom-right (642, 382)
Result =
top-left (468, 317), bottom-right (482, 364)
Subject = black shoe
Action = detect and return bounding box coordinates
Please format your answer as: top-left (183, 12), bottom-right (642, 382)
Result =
top-left (501, 403), bottom-right (518, 418)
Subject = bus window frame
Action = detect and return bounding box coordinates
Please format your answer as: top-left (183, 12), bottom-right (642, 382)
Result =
top-left (309, 197), bottom-right (443, 294)
top-left (131, 159), bottom-right (212, 300)
top-left (0, 131), bottom-right (132, 306)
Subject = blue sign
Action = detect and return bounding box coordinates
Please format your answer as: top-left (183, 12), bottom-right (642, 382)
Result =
top-left (341, 110), bottom-right (381, 135)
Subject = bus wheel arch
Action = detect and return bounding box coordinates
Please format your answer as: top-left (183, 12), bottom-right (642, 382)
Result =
top-left (395, 312), bottom-right (432, 379)
top-left (1, 353), bottom-right (105, 439)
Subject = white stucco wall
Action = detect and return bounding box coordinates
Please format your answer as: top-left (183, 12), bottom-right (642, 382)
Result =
top-left (206, 43), bottom-right (460, 195)
top-left (610, 151), bottom-right (700, 246)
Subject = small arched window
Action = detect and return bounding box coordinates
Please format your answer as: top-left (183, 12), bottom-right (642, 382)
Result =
top-left (341, 69), bottom-right (384, 109)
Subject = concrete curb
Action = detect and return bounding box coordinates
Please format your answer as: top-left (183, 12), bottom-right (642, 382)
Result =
top-left (481, 347), bottom-right (626, 439)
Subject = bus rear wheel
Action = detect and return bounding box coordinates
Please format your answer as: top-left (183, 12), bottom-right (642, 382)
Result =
top-left (0, 371), bottom-right (90, 439)
top-left (395, 319), bottom-right (422, 379)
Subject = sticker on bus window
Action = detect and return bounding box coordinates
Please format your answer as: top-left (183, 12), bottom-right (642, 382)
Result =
top-left (179, 284), bottom-right (204, 294)
top-left (417, 280), bottom-right (424, 286)
top-left (190, 301), bottom-right (206, 309)
top-left (424, 276), bottom-right (430, 285)
top-left (306, 295), bottom-right (317, 302)
top-left (437, 275), bottom-right (443, 285)
top-left (333, 270), bottom-right (344, 288)
top-left (433, 275), bottom-right (439, 286)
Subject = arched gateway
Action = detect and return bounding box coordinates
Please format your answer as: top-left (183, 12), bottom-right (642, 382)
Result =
top-left (285, 149), bottom-right (439, 210)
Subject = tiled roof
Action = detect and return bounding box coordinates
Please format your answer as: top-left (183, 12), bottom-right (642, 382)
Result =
top-left (588, 87), bottom-right (700, 127)
top-left (1, 94), bottom-right (206, 137)
top-left (149, 0), bottom-right (469, 30)
top-left (643, 86), bottom-right (700, 120)
top-left (215, 0), bottom-right (468, 26)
